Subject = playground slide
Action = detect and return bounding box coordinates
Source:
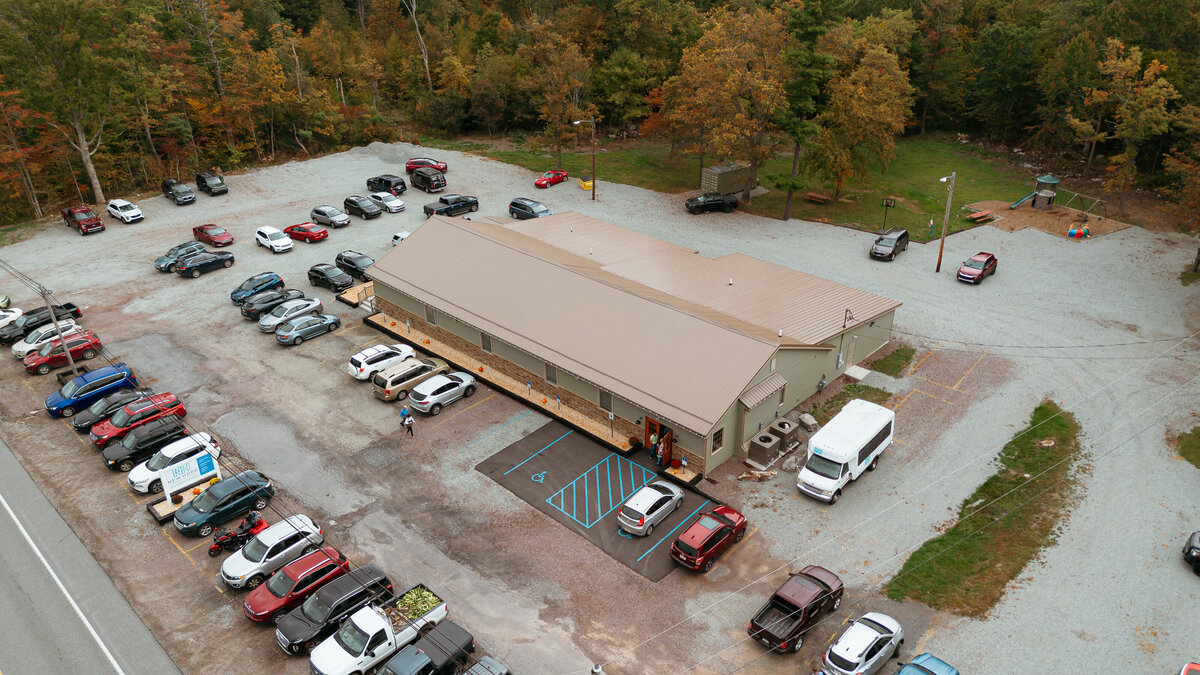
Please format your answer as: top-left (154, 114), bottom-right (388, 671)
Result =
top-left (1010, 191), bottom-right (1036, 209)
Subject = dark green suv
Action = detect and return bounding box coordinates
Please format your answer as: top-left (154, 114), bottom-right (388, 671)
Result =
top-left (172, 470), bottom-right (274, 537)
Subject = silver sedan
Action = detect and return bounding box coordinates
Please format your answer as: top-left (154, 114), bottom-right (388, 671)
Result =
top-left (368, 192), bottom-right (406, 213)
top-left (310, 205), bottom-right (351, 228)
top-left (258, 297), bottom-right (323, 332)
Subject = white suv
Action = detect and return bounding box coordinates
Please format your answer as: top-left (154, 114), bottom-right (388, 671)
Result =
top-left (255, 226), bottom-right (294, 254)
top-left (12, 320), bottom-right (82, 358)
top-left (822, 612), bottom-right (904, 675)
top-left (347, 343), bottom-right (416, 380)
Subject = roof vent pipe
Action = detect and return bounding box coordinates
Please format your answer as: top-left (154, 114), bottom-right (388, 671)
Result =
top-left (588, 247), bottom-right (593, 255)
top-left (729, 278), bottom-right (733, 286)
top-left (778, 329), bottom-right (782, 337)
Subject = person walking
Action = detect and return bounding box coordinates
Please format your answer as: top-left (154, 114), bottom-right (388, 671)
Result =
top-left (403, 412), bottom-right (415, 438)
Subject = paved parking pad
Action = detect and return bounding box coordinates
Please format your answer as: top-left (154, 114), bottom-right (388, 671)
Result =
top-left (477, 421), bottom-right (712, 581)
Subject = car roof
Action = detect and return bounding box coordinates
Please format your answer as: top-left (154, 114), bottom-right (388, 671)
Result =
top-left (73, 363), bottom-right (131, 384)
top-left (624, 480), bottom-right (679, 511)
top-left (899, 653), bottom-right (959, 675)
top-left (411, 620), bottom-right (473, 666)
top-left (315, 563), bottom-right (387, 602)
top-left (414, 166), bottom-right (442, 175)
top-left (124, 393), bottom-right (177, 415)
top-left (413, 374), bottom-right (453, 394)
top-left (312, 263), bottom-right (340, 272)
top-left (676, 510), bottom-right (733, 548)
top-left (208, 470), bottom-right (266, 498)
top-left (257, 226), bottom-right (283, 234)
top-left (970, 252), bottom-right (992, 260)
top-left (256, 515), bottom-right (316, 546)
top-left (776, 566), bottom-right (838, 607)
top-left (829, 613), bottom-right (900, 660)
top-left (279, 546), bottom-right (341, 580)
top-left (353, 344), bottom-right (404, 360)
top-left (156, 432), bottom-right (213, 458)
top-left (512, 197), bottom-right (537, 206)
top-left (110, 198), bottom-right (131, 206)
top-left (376, 173), bottom-right (401, 180)
top-left (369, 191), bottom-right (396, 198)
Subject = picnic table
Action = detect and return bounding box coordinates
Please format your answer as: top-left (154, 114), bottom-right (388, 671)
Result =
top-left (803, 192), bottom-right (831, 204)
top-left (966, 210), bottom-right (995, 222)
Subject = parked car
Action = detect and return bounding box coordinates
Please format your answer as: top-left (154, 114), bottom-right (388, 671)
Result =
top-left (243, 547), bottom-right (348, 625)
top-left (284, 222), bottom-right (328, 243)
top-left (12, 320), bottom-right (82, 358)
top-left (70, 390), bottom-right (143, 433)
top-left (423, 194), bottom-right (478, 216)
top-left (161, 178), bottom-right (196, 205)
top-left (0, 303), bottom-right (81, 345)
top-left (957, 252), bottom-right (997, 283)
top-left (670, 505), bottom-right (747, 572)
top-left (509, 197), bottom-right (551, 219)
top-left (240, 289), bottom-right (306, 320)
top-left (61, 206), bottom-right (105, 234)
top-left (335, 250), bottom-right (374, 281)
top-left (409, 372), bottom-right (477, 415)
top-left (406, 157), bottom-right (447, 173)
top-left (1184, 531), bottom-right (1200, 574)
top-left (176, 250), bottom-right (235, 277)
top-left (378, 620), bottom-right (475, 675)
top-left (367, 174), bottom-right (407, 195)
top-left (534, 170), bottom-right (568, 188)
top-left (308, 583), bottom-right (447, 675)
top-left (347, 343), bottom-right (416, 380)
top-left (343, 195), bottom-right (382, 219)
top-left (0, 295), bottom-right (8, 310)
top-left (102, 416), bottom-right (187, 472)
top-left (310, 205), bottom-right (351, 228)
top-left (221, 514), bottom-right (324, 590)
top-left (196, 171), bottom-right (228, 195)
top-left (275, 564), bottom-right (394, 655)
top-left (231, 272), bottom-right (284, 304)
top-left (748, 565), bottom-right (844, 652)
top-left (1180, 664), bottom-right (1200, 675)
top-left (276, 314), bottom-right (340, 346)
top-left (372, 357), bottom-right (449, 402)
top-left (823, 613), bottom-right (904, 675)
top-left (464, 657), bottom-right (511, 675)
top-left (89, 392), bottom-right (185, 449)
top-left (869, 228), bottom-right (909, 261)
top-left (126, 431), bottom-right (220, 492)
top-left (368, 192), bottom-right (406, 213)
top-left (256, 226), bottom-right (294, 254)
top-left (155, 241), bottom-right (208, 273)
top-left (685, 192), bottom-right (740, 214)
top-left (895, 654), bottom-right (959, 675)
top-left (617, 480), bottom-right (684, 536)
top-left (391, 231), bottom-right (411, 246)
top-left (410, 167), bottom-right (447, 193)
top-left (193, 223), bottom-right (234, 247)
top-left (258, 297), bottom-right (323, 332)
top-left (173, 470), bottom-right (274, 537)
top-left (308, 263), bottom-right (354, 293)
top-left (0, 307), bottom-right (22, 329)
top-left (106, 198), bottom-right (144, 223)
top-left (23, 331), bottom-right (101, 375)
top-left (44, 362), bottom-right (137, 418)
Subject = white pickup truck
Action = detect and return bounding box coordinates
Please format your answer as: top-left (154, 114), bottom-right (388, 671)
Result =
top-left (308, 583), bottom-right (447, 675)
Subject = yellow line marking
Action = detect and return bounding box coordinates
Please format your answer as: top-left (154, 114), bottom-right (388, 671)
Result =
top-left (185, 540), bottom-right (210, 553)
top-left (906, 341), bottom-right (943, 376)
top-left (162, 530), bottom-right (197, 567)
top-left (213, 584), bottom-right (225, 595)
top-left (431, 392), bottom-right (496, 428)
top-left (951, 350), bottom-right (988, 389)
top-left (908, 374), bottom-right (961, 392)
top-left (333, 323), bottom-right (361, 337)
top-left (914, 627), bottom-right (935, 655)
top-left (893, 438), bottom-right (908, 445)
top-left (350, 335), bottom-right (385, 350)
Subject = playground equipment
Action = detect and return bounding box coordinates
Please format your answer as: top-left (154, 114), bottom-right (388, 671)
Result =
top-left (1067, 227), bottom-right (1091, 239)
top-left (1011, 174), bottom-right (1060, 210)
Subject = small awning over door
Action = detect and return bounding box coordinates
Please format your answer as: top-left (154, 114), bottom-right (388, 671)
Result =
top-left (738, 372), bottom-right (787, 409)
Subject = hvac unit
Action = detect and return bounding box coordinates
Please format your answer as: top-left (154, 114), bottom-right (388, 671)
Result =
top-left (767, 418), bottom-right (801, 453)
top-left (747, 433), bottom-right (780, 466)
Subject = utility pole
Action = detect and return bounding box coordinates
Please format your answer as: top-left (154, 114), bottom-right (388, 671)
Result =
top-left (935, 172), bottom-right (956, 273)
top-left (40, 286), bottom-right (80, 376)
top-left (573, 118), bottom-right (597, 201)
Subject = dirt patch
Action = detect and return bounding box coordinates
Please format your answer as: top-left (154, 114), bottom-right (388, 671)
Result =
top-left (966, 199), bottom-right (1133, 237)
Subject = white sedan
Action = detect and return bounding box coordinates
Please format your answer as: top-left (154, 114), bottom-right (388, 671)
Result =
top-left (367, 191), bottom-right (405, 213)
top-left (258, 297), bottom-right (323, 333)
top-left (107, 198), bottom-right (144, 223)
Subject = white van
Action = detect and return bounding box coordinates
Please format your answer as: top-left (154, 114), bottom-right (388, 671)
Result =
top-left (796, 399), bottom-right (894, 504)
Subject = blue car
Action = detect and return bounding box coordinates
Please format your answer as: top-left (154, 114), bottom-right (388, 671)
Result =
top-left (895, 654), bottom-right (959, 675)
top-left (45, 363), bottom-right (138, 418)
top-left (230, 272), bottom-right (284, 304)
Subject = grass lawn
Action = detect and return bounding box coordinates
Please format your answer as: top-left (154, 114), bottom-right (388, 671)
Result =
top-left (884, 401), bottom-right (1082, 616)
top-left (870, 345), bottom-right (916, 377)
top-left (803, 383), bottom-right (892, 427)
top-left (424, 132), bottom-right (1033, 241)
top-left (1181, 266), bottom-right (1200, 286)
top-left (1173, 427), bottom-right (1200, 469)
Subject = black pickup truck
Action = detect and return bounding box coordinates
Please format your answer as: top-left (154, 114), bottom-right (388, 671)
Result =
top-left (423, 194), bottom-right (479, 217)
top-left (685, 192), bottom-right (740, 214)
top-left (0, 303), bottom-right (83, 344)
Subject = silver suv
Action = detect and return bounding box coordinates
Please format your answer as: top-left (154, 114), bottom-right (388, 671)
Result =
top-left (617, 480), bottom-right (683, 536)
top-left (220, 514), bottom-right (323, 590)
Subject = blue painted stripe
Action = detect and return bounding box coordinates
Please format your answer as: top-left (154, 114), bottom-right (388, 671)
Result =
top-left (637, 499), bottom-right (711, 562)
top-left (545, 454), bottom-right (658, 529)
top-left (608, 458), bottom-right (616, 514)
top-left (504, 430), bottom-right (573, 476)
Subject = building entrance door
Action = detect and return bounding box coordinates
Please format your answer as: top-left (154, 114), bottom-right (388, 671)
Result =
top-left (645, 418), bottom-right (674, 467)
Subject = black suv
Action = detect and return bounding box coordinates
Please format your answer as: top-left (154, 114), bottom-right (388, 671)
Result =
top-left (1185, 531), bottom-right (1200, 574)
top-left (869, 227), bottom-right (910, 261)
top-left (275, 564), bottom-right (394, 654)
top-left (162, 178), bottom-right (196, 205)
top-left (509, 197), bottom-right (551, 220)
top-left (685, 192), bottom-right (740, 214)
top-left (308, 263), bottom-right (354, 292)
top-left (335, 250), bottom-right (374, 281)
top-left (196, 172), bottom-right (229, 195)
top-left (71, 390), bottom-right (146, 433)
top-left (367, 174), bottom-right (407, 195)
top-left (379, 620), bottom-right (475, 675)
top-left (102, 415), bottom-right (188, 472)
top-left (240, 289), bottom-right (306, 320)
top-left (410, 167), bottom-right (447, 193)
top-left (343, 195), bottom-right (383, 219)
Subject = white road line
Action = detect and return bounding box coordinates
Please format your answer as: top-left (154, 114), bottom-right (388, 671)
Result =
top-left (0, 491), bottom-right (125, 675)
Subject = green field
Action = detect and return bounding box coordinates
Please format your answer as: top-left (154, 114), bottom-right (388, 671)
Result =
top-left (1174, 426), bottom-right (1200, 469)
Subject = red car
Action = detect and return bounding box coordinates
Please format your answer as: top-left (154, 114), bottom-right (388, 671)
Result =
top-left (957, 251), bottom-right (998, 284)
top-left (534, 170), bottom-right (568, 188)
top-left (670, 505), bottom-right (747, 572)
top-left (23, 331), bottom-right (102, 375)
top-left (405, 157), bottom-right (447, 174)
top-left (89, 393), bottom-right (186, 448)
top-left (284, 222), bottom-right (329, 243)
top-left (242, 546), bottom-right (348, 624)
top-left (193, 223), bottom-right (234, 247)
top-left (61, 206), bottom-right (105, 235)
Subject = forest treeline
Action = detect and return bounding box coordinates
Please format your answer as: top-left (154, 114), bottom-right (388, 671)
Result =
top-left (0, 0), bottom-right (1198, 224)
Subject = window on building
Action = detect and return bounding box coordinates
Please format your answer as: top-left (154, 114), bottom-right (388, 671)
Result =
top-left (480, 333), bottom-right (492, 353)
top-left (545, 364), bottom-right (557, 385)
top-left (711, 428), bottom-right (724, 454)
top-left (770, 357), bottom-right (776, 372)
top-left (424, 304), bottom-right (436, 325)
top-left (599, 390), bottom-right (612, 411)
top-left (779, 387), bottom-right (786, 407)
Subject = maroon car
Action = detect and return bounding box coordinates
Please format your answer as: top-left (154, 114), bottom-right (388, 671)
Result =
top-left (89, 393), bottom-right (186, 448)
top-left (193, 224), bottom-right (234, 247)
top-left (284, 222), bottom-right (329, 243)
top-left (670, 505), bottom-right (747, 572)
top-left (957, 252), bottom-right (997, 284)
top-left (406, 157), bottom-right (448, 174)
top-left (61, 206), bottom-right (105, 235)
top-left (748, 565), bottom-right (844, 652)
top-left (242, 546), bottom-right (348, 624)
top-left (23, 330), bottom-right (102, 375)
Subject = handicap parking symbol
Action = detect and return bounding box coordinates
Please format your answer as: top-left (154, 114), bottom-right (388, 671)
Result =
top-left (618, 529), bottom-right (633, 539)
top-left (531, 471), bottom-right (547, 484)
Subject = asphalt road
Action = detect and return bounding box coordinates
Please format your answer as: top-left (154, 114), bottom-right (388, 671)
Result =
top-left (0, 438), bottom-right (178, 675)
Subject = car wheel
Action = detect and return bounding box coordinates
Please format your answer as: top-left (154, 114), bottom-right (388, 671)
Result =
top-left (833, 596), bottom-right (841, 611)
top-left (254, 496), bottom-right (268, 509)
top-left (430, 403), bottom-right (442, 415)
top-left (723, 205), bottom-right (732, 213)
top-left (293, 336), bottom-right (303, 346)
top-left (829, 490), bottom-right (840, 504)
top-left (191, 270), bottom-right (200, 278)
top-left (256, 239), bottom-right (262, 247)
top-left (82, 349), bottom-right (97, 360)
top-left (791, 635), bottom-right (804, 652)
top-left (329, 322), bottom-right (339, 333)
top-left (149, 479), bottom-right (162, 494)
top-left (868, 455), bottom-right (879, 471)
top-left (892, 644), bottom-right (901, 659)
top-left (1193, 560), bottom-right (1200, 576)
top-left (735, 527), bottom-right (745, 542)
top-left (310, 278), bottom-right (317, 287)
top-left (167, 264), bottom-right (176, 273)
top-left (687, 207), bottom-right (697, 215)
top-left (510, 211), bottom-right (517, 218)
top-left (645, 523), bottom-right (654, 536)
top-left (271, 610), bottom-right (288, 625)
top-left (245, 574), bottom-right (265, 590)
top-left (223, 259), bottom-right (232, 268)
top-left (79, 228), bottom-right (86, 236)
top-left (396, 390), bottom-right (409, 401)
top-left (463, 385), bottom-right (476, 398)
top-left (703, 559), bottom-right (714, 573)
top-left (889, 252), bottom-right (895, 261)
top-left (37, 364), bottom-right (50, 375)
top-left (60, 406), bottom-right (75, 417)
top-left (470, 203), bottom-right (478, 212)
top-left (301, 544), bottom-right (317, 555)
top-left (117, 459), bottom-right (134, 472)
top-left (198, 523), bottom-right (214, 537)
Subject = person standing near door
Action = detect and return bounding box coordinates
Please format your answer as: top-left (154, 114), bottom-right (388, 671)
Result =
top-left (649, 432), bottom-right (658, 460)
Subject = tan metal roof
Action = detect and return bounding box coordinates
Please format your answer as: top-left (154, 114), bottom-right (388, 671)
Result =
top-left (738, 372), bottom-right (788, 409)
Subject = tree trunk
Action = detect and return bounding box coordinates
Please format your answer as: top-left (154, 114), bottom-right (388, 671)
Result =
top-left (139, 99), bottom-right (161, 163)
top-left (290, 42), bottom-right (304, 101)
top-left (246, 114), bottom-right (262, 160)
top-left (292, 127), bottom-right (309, 157)
top-left (269, 114), bottom-right (276, 157)
top-left (555, 147), bottom-right (562, 170)
top-left (337, 77), bottom-right (346, 106)
top-left (400, 0), bottom-right (434, 90)
top-left (782, 140), bottom-right (801, 221)
top-left (920, 97), bottom-right (929, 135)
top-left (71, 116), bottom-right (105, 204)
top-left (1, 119), bottom-right (43, 218)
top-left (357, 0), bottom-right (367, 38)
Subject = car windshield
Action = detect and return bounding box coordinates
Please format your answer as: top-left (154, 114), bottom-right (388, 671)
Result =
top-left (965, 258), bottom-right (986, 269)
top-left (531, 204), bottom-right (550, 214)
top-left (269, 304), bottom-right (293, 317)
top-left (301, 591), bottom-right (333, 623)
top-left (171, 185), bottom-right (189, 194)
top-left (268, 232), bottom-right (285, 240)
top-left (266, 567), bottom-right (296, 599)
top-left (88, 396), bottom-right (115, 414)
top-left (109, 407), bottom-right (135, 428)
top-left (542, 172), bottom-right (555, 178)
top-left (74, 210), bottom-right (96, 220)
top-left (206, 226), bottom-right (227, 235)
top-left (205, 176), bottom-right (224, 186)
top-left (334, 619), bottom-right (369, 655)
top-left (241, 535), bottom-right (269, 563)
top-left (377, 194), bottom-right (396, 202)
top-left (118, 204), bottom-right (135, 212)
top-left (146, 450), bottom-right (172, 471)
top-left (805, 454), bottom-right (845, 480)
top-left (328, 208), bottom-right (344, 217)
top-left (858, 617), bottom-right (891, 635)
top-left (877, 236), bottom-right (897, 246)
top-left (190, 489), bottom-right (217, 513)
top-left (36, 342), bottom-right (56, 357)
top-left (59, 379), bottom-right (80, 398)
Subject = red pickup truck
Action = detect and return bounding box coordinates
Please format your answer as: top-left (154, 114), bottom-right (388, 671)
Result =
top-left (61, 206), bottom-right (105, 235)
top-left (748, 565), bottom-right (844, 653)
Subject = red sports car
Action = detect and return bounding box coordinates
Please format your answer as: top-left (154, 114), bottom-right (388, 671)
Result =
top-left (405, 157), bottom-right (447, 174)
top-left (534, 170), bottom-right (569, 188)
top-left (242, 546), bottom-right (348, 624)
top-left (89, 393), bottom-right (186, 448)
top-left (284, 222), bottom-right (329, 243)
top-left (957, 251), bottom-right (998, 284)
top-left (670, 505), bottom-right (747, 572)
top-left (193, 224), bottom-right (234, 247)
top-left (23, 331), bottom-right (102, 375)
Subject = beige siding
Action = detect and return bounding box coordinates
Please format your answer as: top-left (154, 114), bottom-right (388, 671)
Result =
top-left (375, 285), bottom-right (425, 317)
top-left (706, 402), bottom-right (742, 472)
top-left (672, 427), bottom-right (705, 468)
top-left (491, 339), bottom-right (544, 375)
top-left (849, 311), bottom-right (894, 362)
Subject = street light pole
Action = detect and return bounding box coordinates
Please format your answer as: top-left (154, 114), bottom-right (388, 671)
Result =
top-left (935, 172), bottom-right (956, 273)
top-left (573, 118), bottom-right (596, 201)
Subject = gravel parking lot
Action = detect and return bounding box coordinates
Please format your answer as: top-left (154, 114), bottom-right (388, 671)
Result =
top-left (0, 141), bottom-right (1197, 674)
